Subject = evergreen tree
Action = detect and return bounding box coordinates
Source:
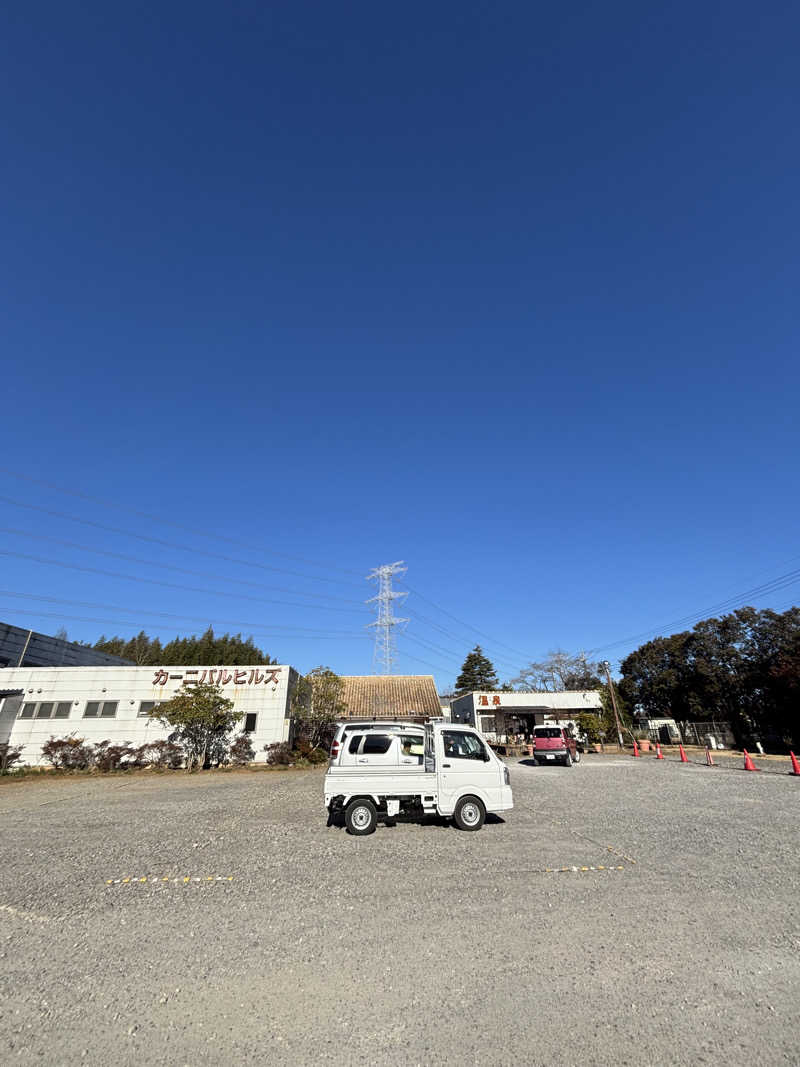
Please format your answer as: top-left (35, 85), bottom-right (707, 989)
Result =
top-left (92, 629), bottom-right (274, 665)
top-left (455, 646), bottom-right (499, 694)
top-left (148, 681), bottom-right (240, 770)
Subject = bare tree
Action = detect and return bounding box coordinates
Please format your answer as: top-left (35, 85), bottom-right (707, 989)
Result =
top-left (512, 650), bottom-right (602, 692)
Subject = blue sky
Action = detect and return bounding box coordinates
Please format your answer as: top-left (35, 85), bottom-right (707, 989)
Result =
top-left (2, 1), bottom-right (798, 687)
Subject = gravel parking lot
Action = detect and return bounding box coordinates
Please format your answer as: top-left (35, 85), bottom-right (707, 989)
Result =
top-left (1, 753), bottom-right (798, 1065)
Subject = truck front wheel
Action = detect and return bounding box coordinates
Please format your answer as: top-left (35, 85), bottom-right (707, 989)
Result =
top-left (345, 798), bottom-right (377, 836)
top-left (454, 795), bottom-right (485, 831)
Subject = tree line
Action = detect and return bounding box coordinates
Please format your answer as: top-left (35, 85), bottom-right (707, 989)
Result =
top-left (91, 627), bottom-right (275, 666)
top-left (453, 605), bottom-right (800, 749)
top-left (616, 606), bottom-right (799, 748)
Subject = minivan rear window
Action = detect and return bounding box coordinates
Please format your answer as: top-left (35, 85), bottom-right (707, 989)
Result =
top-left (535, 727), bottom-right (563, 738)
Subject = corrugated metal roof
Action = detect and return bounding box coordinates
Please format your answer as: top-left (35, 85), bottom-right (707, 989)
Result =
top-left (340, 675), bottom-right (440, 720)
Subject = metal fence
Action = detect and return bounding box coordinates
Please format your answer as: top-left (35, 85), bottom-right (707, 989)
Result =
top-left (678, 720), bottom-right (736, 748)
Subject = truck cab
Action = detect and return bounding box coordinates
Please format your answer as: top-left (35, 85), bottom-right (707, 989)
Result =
top-left (330, 722), bottom-right (425, 771)
top-left (325, 720), bottom-right (513, 835)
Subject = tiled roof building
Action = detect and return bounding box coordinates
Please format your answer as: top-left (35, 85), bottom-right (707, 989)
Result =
top-left (340, 675), bottom-right (440, 720)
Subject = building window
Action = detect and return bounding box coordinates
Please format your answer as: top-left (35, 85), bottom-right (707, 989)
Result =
top-left (243, 713), bottom-right (257, 733)
top-left (138, 701), bottom-right (160, 718)
top-left (18, 701), bottom-right (72, 720)
top-left (84, 701), bottom-right (118, 719)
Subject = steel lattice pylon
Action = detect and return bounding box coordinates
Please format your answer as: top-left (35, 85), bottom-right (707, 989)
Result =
top-left (366, 561), bottom-right (408, 674)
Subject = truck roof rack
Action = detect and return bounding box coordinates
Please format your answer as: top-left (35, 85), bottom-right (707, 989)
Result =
top-left (337, 720), bottom-right (424, 731)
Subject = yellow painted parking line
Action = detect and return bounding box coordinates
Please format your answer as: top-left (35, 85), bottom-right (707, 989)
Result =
top-left (543, 865), bottom-right (625, 875)
top-left (0, 902), bottom-right (51, 924)
top-left (606, 845), bottom-right (637, 864)
top-left (104, 876), bottom-right (234, 886)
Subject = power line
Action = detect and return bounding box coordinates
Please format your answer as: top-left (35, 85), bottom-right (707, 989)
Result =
top-left (0, 495), bottom-right (362, 589)
top-left (586, 568), bottom-right (800, 655)
top-left (0, 527), bottom-right (364, 605)
top-left (403, 582), bottom-right (531, 660)
top-left (405, 608), bottom-right (521, 675)
top-left (0, 468), bottom-right (365, 578)
top-left (0, 549), bottom-right (370, 615)
top-left (0, 606), bottom-right (370, 642)
top-left (393, 649), bottom-right (454, 679)
top-left (0, 590), bottom-right (368, 635)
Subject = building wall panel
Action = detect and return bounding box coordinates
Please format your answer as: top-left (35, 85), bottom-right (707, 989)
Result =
top-left (0, 664), bottom-right (295, 764)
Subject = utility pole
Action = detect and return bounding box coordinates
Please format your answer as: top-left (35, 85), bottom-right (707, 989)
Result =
top-left (601, 659), bottom-right (625, 749)
top-left (366, 561), bottom-right (409, 675)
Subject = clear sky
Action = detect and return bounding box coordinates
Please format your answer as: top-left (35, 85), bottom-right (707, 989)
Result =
top-left (2, 1), bottom-right (798, 688)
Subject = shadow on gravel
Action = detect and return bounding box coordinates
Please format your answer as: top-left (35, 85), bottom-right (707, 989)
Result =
top-left (326, 811), bottom-right (507, 832)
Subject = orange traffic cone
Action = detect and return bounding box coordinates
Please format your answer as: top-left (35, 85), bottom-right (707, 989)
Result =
top-left (632, 740), bottom-right (640, 758)
top-left (655, 743), bottom-right (664, 760)
top-left (743, 749), bottom-right (759, 772)
top-left (705, 746), bottom-right (715, 766)
top-left (679, 744), bottom-right (689, 763)
top-left (789, 751), bottom-right (800, 776)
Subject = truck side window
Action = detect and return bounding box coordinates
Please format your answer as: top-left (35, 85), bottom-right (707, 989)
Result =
top-left (361, 734), bottom-right (392, 755)
top-left (401, 735), bottom-right (423, 762)
top-left (348, 734), bottom-right (363, 754)
top-left (442, 730), bottom-right (487, 761)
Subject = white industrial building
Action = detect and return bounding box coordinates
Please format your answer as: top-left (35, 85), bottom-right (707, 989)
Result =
top-left (0, 664), bottom-right (299, 765)
top-left (450, 690), bottom-right (602, 738)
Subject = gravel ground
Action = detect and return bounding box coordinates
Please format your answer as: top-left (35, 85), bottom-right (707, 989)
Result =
top-left (1, 754), bottom-right (798, 1066)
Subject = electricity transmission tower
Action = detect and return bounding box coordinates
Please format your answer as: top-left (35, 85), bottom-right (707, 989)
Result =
top-left (366, 561), bottom-right (409, 674)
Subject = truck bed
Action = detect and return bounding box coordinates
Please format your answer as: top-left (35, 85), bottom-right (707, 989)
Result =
top-left (324, 767), bottom-right (437, 800)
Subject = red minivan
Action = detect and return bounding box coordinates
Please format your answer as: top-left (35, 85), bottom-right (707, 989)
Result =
top-left (532, 725), bottom-right (581, 767)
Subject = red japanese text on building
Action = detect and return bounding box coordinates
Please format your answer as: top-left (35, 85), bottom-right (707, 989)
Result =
top-left (152, 668), bottom-right (281, 688)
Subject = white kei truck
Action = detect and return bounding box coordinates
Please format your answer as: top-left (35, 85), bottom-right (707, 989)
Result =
top-left (324, 719), bottom-right (513, 835)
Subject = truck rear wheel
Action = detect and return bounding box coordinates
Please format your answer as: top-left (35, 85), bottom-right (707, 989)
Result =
top-left (345, 798), bottom-right (377, 836)
top-left (453, 795), bottom-right (485, 831)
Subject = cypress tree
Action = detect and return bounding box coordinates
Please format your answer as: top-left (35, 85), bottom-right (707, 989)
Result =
top-left (455, 646), bottom-right (499, 694)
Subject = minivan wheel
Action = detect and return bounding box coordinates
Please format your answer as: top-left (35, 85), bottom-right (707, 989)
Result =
top-left (454, 795), bottom-right (485, 831)
top-left (345, 798), bottom-right (377, 836)
top-left (564, 752), bottom-right (573, 767)
top-left (573, 749), bottom-right (581, 764)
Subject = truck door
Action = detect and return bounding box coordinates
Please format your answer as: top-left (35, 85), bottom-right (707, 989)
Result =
top-left (437, 728), bottom-right (495, 815)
